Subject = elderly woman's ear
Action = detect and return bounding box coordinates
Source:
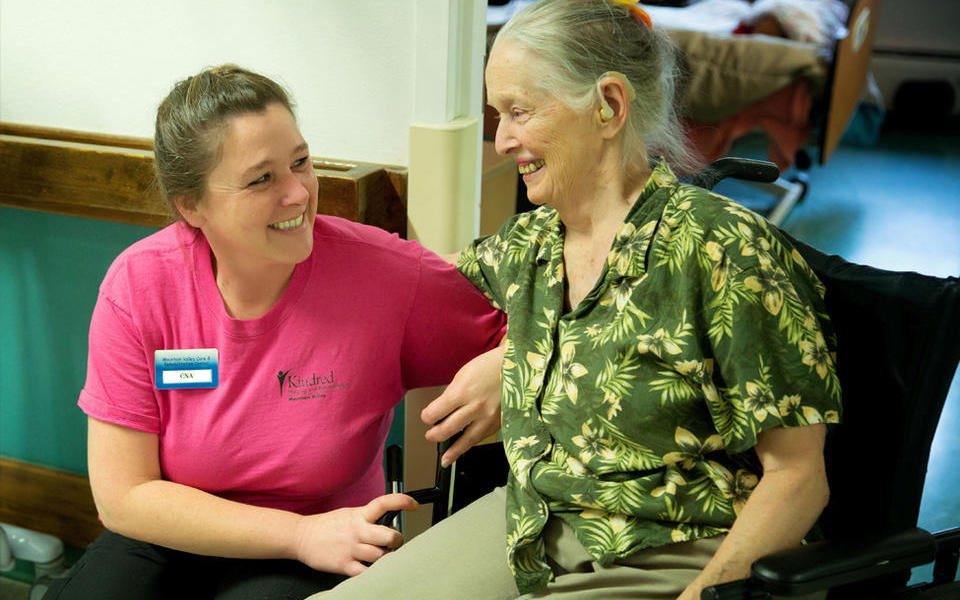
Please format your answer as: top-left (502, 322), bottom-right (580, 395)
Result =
top-left (596, 74), bottom-right (632, 135)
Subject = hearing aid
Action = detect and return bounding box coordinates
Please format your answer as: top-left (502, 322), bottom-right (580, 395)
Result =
top-left (597, 71), bottom-right (637, 122)
top-left (599, 99), bottom-right (615, 121)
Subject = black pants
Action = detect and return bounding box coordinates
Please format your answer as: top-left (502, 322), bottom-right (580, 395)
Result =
top-left (43, 529), bottom-right (347, 600)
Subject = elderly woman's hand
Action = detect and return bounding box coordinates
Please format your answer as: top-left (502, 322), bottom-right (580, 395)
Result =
top-left (420, 341), bottom-right (506, 467)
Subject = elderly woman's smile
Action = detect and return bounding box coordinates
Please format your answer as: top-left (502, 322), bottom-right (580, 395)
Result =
top-left (517, 159), bottom-right (545, 176)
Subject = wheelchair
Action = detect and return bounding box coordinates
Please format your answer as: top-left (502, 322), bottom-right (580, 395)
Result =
top-left (383, 158), bottom-right (960, 599)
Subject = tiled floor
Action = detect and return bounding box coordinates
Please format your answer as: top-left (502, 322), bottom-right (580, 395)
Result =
top-left (719, 122), bottom-right (960, 585)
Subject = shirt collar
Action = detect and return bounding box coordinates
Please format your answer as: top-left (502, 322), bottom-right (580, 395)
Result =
top-left (606, 161), bottom-right (678, 279)
top-left (532, 161), bottom-right (679, 276)
top-left (536, 209), bottom-right (562, 264)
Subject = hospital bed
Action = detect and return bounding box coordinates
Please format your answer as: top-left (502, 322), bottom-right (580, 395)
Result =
top-left (658, 0), bottom-right (878, 224)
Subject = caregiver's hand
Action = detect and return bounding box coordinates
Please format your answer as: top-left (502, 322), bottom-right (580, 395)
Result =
top-left (294, 493), bottom-right (417, 576)
top-left (421, 341), bottom-right (506, 467)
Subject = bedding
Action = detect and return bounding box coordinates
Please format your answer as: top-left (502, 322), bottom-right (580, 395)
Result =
top-left (642, 0), bottom-right (849, 44)
top-left (641, 0), bottom-right (856, 170)
top-left (672, 29), bottom-right (826, 123)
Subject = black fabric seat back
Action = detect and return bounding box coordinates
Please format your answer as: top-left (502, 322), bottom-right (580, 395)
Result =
top-left (787, 235), bottom-right (960, 540)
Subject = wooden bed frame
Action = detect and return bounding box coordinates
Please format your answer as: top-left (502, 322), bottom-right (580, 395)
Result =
top-left (819, 0), bottom-right (878, 165)
top-left (762, 0), bottom-right (878, 224)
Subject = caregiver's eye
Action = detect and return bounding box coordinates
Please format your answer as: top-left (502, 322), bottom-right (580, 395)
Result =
top-left (249, 173), bottom-right (271, 186)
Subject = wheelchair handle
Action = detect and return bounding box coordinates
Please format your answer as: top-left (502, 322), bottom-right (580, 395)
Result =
top-left (692, 157), bottom-right (781, 191)
top-left (376, 487), bottom-right (443, 526)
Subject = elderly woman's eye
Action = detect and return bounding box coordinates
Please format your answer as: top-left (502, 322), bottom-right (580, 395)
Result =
top-left (249, 173), bottom-right (270, 186)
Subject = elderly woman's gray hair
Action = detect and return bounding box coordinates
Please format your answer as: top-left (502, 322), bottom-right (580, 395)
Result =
top-left (492, 0), bottom-right (700, 174)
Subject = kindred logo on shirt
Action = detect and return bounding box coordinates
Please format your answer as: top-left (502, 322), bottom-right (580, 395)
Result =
top-left (276, 368), bottom-right (349, 401)
top-left (277, 370), bottom-right (291, 397)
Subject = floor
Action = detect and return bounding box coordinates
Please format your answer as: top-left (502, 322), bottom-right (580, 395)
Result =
top-left (0, 576), bottom-right (31, 600)
top-left (0, 545), bottom-right (78, 600)
top-left (717, 121), bottom-right (960, 586)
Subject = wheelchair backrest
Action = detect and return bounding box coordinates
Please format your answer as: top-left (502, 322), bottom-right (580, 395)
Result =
top-left (786, 234), bottom-right (960, 539)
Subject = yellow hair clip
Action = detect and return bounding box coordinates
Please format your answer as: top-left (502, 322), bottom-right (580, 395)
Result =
top-left (609, 0), bottom-right (653, 29)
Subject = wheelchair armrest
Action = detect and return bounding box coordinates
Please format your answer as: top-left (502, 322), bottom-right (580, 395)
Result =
top-left (701, 527), bottom-right (937, 599)
top-left (691, 157), bottom-right (781, 190)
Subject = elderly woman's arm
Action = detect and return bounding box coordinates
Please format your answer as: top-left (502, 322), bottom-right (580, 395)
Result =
top-left (88, 418), bottom-right (417, 577)
top-left (678, 423), bottom-right (830, 600)
top-left (420, 337), bottom-right (506, 466)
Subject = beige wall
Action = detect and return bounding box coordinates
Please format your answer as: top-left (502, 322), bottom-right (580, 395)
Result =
top-left (0, 0), bottom-right (486, 168)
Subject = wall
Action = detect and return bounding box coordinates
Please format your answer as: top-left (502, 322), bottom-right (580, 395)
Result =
top-left (0, 208), bottom-right (156, 472)
top-left (0, 0), bottom-right (420, 166)
top-left (870, 0), bottom-right (960, 116)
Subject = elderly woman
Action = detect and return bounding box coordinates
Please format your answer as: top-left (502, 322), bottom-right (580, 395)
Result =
top-left (43, 65), bottom-right (505, 600)
top-left (314, 1), bottom-right (840, 599)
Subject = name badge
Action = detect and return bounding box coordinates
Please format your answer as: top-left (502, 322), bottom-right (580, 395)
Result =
top-left (155, 348), bottom-right (219, 390)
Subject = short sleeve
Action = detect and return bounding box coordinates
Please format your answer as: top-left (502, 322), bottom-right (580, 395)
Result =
top-left (456, 236), bottom-right (505, 311)
top-left (703, 234), bottom-right (842, 454)
top-left (78, 293), bottom-right (160, 433)
top-left (457, 210), bottom-right (545, 311)
top-left (400, 248), bottom-right (507, 390)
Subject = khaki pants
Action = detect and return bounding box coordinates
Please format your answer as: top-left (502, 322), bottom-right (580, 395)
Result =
top-left (309, 487), bottom-right (825, 600)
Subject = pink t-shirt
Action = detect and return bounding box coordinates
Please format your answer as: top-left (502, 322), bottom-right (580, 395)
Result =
top-left (79, 216), bottom-right (505, 515)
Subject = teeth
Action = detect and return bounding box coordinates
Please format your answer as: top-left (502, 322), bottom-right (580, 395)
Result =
top-left (269, 214), bottom-right (304, 230)
top-left (518, 160), bottom-right (545, 175)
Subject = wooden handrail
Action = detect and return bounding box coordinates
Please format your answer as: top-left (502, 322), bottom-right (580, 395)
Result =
top-left (0, 457), bottom-right (103, 550)
top-left (0, 123), bottom-right (407, 235)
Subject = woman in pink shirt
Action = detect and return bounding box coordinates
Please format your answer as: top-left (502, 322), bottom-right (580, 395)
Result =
top-left (43, 65), bottom-right (506, 600)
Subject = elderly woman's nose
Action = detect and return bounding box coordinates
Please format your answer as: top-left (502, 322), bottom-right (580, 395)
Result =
top-left (494, 119), bottom-right (517, 155)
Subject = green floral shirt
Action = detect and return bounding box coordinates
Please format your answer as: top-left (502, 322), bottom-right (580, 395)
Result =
top-left (457, 162), bottom-right (842, 594)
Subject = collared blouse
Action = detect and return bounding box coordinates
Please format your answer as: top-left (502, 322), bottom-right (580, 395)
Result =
top-left (457, 162), bottom-right (842, 593)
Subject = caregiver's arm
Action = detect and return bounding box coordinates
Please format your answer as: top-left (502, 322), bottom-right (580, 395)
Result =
top-left (414, 247), bottom-right (505, 467)
top-left (87, 417), bottom-right (416, 577)
top-left (678, 424), bottom-right (830, 600)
